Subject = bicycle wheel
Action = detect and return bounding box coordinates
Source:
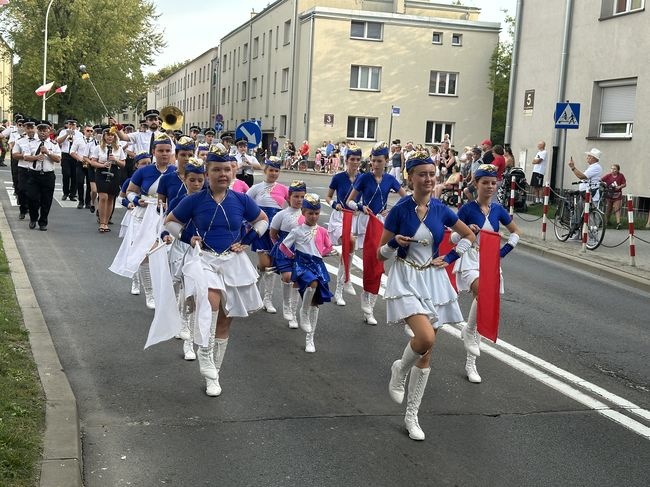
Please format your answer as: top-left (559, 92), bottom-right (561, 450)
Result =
top-left (553, 201), bottom-right (571, 241)
top-left (586, 210), bottom-right (605, 250)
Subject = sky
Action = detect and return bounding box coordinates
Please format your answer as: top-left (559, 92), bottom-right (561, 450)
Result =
top-left (148, 0), bottom-right (517, 73)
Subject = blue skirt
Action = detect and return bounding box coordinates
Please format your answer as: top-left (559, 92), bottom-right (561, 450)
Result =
top-left (269, 241), bottom-right (294, 273)
top-left (292, 251), bottom-right (332, 305)
top-left (251, 207), bottom-right (281, 253)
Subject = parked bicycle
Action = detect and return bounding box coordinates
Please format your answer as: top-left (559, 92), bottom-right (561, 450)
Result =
top-left (553, 184), bottom-right (605, 250)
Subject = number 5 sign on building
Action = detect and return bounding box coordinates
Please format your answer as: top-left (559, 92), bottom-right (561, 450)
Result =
top-left (524, 89), bottom-right (535, 111)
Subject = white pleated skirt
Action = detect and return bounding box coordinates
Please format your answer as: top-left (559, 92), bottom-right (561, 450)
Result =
top-left (385, 259), bottom-right (463, 328)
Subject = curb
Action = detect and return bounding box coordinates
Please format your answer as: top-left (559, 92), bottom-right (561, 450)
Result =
top-left (517, 238), bottom-right (650, 293)
top-left (0, 204), bottom-right (83, 487)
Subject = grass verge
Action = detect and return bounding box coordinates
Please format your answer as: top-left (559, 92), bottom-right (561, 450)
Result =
top-left (0, 235), bottom-right (45, 486)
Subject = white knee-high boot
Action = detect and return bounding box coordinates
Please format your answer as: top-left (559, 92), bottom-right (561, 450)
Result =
top-left (198, 311), bottom-right (218, 380)
top-left (405, 366), bottom-right (431, 441)
top-left (461, 298), bottom-right (480, 357)
top-left (360, 291), bottom-right (371, 314)
top-left (261, 271), bottom-right (277, 314)
top-left (305, 306), bottom-right (319, 353)
top-left (206, 337), bottom-right (229, 396)
top-left (282, 281), bottom-right (293, 321)
top-left (344, 254), bottom-right (356, 295)
top-left (183, 308), bottom-right (196, 361)
top-left (364, 293), bottom-right (378, 325)
top-left (465, 353), bottom-right (482, 383)
top-left (288, 285), bottom-right (300, 329)
top-left (131, 271), bottom-right (141, 295)
top-left (139, 263), bottom-right (155, 309)
top-left (389, 342), bottom-right (422, 404)
top-left (299, 286), bottom-right (317, 332)
top-left (334, 265), bottom-right (346, 306)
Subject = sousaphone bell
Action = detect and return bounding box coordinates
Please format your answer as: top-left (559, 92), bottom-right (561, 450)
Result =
top-left (160, 106), bottom-right (184, 131)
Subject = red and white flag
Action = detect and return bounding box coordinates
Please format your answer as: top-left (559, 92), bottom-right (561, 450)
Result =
top-left (55, 85), bottom-right (67, 93)
top-left (34, 81), bottom-right (54, 96)
top-left (0, 1), bottom-right (11, 6)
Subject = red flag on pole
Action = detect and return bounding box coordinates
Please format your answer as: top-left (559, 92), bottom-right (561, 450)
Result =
top-left (438, 228), bottom-right (457, 292)
top-left (341, 209), bottom-right (353, 281)
top-left (362, 214), bottom-right (385, 294)
top-left (477, 229), bottom-right (501, 342)
top-left (35, 81), bottom-right (54, 96)
top-left (55, 85), bottom-right (68, 93)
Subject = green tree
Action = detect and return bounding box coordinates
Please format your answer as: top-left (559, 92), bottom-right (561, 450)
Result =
top-left (0, 0), bottom-right (164, 123)
top-left (488, 11), bottom-right (515, 146)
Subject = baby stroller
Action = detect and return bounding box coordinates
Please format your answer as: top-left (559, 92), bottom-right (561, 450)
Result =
top-left (498, 167), bottom-right (528, 212)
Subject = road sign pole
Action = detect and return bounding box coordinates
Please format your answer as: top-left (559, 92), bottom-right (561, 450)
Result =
top-left (559, 128), bottom-right (567, 190)
top-left (388, 105), bottom-right (394, 145)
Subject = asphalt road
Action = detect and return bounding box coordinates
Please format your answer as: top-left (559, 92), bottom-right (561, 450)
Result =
top-left (1, 167), bottom-right (648, 487)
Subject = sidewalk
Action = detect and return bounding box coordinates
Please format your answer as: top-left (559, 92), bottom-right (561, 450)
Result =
top-left (510, 209), bottom-right (650, 291)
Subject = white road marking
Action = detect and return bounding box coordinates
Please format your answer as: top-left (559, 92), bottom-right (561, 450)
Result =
top-left (323, 257), bottom-right (650, 440)
top-left (4, 180), bottom-right (85, 208)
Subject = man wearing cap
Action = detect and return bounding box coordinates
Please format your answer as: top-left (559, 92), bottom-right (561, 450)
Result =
top-left (189, 126), bottom-right (201, 143)
top-left (3, 116), bottom-right (26, 202)
top-left (14, 120), bottom-right (61, 230)
top-left (121, 124), bottom-right (137, 182)
top-left (203, 128), bottom-right (215, 148)
top-left (567, 148), bottom-right (603, 238)
top-left (234, 137), bottom-right (261, 187)
top-left (114, 109), bottom-right (162, 154)
top-left (56, 119), bottom-right (83, 201)
top-left (71, 124), bottom-right (97, 209)
top-left (12, 118), bottom-right (38, 218)
top-left (0, 119), bottom-right (9, 167)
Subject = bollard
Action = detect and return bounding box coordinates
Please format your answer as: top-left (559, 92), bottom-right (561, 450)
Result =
top-left (541, 182), bottom-right (550, 240)
top-left (509, 175), bottom-right (516, 216)
top-left (627, 195), bottom-right (636, 267)
top-left (581, 189), bottom-right (591, 253)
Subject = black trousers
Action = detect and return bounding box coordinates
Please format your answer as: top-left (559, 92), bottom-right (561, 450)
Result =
top-left (75, 162), bottom-right (91, 205)
top-left (236, 172), bottom-right (254, 187)
top-left (26, 170), bottom-right (55, 226)
top-left (61, 153), bottom-right (76, 197)
top-left (120, 156), bottom-right (135, 186)
top-left (16, 166), bottom-right (29, 214)
top-left (10, 157), bottom-right (19, 192)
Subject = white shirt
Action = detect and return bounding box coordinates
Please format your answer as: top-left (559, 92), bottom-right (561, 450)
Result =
top-left (578, 162), bottom-right (603, 194)
top-left (270, 207), bottom-right (302, 232)
top-left (91, 144), bottom-right (126, 163)
top-left (71, 137), bottom-right (97, 159)
top-left (282, 224), bottom-right (322, 257)
top-left (127, 130), bottom-right (156, 154)
top-left (57, 129), bottom-right (84, 153)
top-left (13, 136), bottom-right (61, 171)
top-left (1, 125), bottom-right (14, 138)
top-left (246, 182), bottom-right (286, 210)
top-left (235, 152), bottom-right (257, 176)
top-left (532, 149), bottom-right (547, 175)
top-left (9, 129), bottom-right (23, 145)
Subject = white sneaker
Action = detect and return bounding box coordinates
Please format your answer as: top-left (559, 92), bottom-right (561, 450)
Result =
top-left (183, 341), bottom-right (196, 361)
top-left (364, 313), bottom-right (377, 325)
top-left (206, 377), bottom-right (222, 396)
top-left (305, 333), bottom-right (316, 353)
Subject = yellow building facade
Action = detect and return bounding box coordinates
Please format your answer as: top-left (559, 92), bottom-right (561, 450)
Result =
top-left (219, 0), bottom-right (499, 154)
top-left (0, 36), bottom-right (12, 121)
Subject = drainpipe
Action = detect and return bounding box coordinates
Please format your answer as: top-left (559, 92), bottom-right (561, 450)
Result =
top-left (304, 12), bottom-right (315, 142)
top-left (287, 0), bottom-right (298, 139)
top-left (504, 0), bottom-right (523, 146)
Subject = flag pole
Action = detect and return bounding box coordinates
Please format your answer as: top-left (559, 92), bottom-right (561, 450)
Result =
top-left (41, 0), bottom-right (55, 120)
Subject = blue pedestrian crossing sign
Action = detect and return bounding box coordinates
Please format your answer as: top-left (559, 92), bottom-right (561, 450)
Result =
top-left (235, 121), bottom-right (262, 149)
top-left (555, 102), bottom-right (580, 129)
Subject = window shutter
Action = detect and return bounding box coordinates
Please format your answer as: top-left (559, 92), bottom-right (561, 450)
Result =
top-left (601, 85), bottom-right (636, 123)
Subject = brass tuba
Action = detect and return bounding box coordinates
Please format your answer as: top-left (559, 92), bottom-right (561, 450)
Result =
top-left (160, 106), bottom-right (184, 131)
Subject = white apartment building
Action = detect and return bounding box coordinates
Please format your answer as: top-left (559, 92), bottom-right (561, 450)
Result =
top-left (147, 47), bottom-right (219, 134)
top-left (219, 0), bottom-right (500, 155)
top-left (507, 0), bottom-right (649, 198)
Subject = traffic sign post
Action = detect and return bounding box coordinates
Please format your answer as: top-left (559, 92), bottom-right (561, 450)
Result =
top-left (235, 121), bottom-right (262, 150)
top-left (554, 102), bottom-right (581, 190)
top-left (388, 105), bottom-right (400, 146)
top-left (214, 122), bottom-right (223, 132)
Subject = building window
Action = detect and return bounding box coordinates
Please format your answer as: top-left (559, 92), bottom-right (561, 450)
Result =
top-left (273, 71), bottom-right (277, 94)
top-left (281, 67), bottom-right (289, 92)
top-left (227, 86), bottom-right (230, 103)
top-left (251, 78), bottom-right (257, 99)
top-left (241, 81), bottom-right (247, 100)
top-left (253, 37), bottom-right (259, 58)
top-left (243, 43), bottom-right (248, 63)
top-left (425, 121), bottom-right (454, 144)
top-left (432, 32), bottom-right (443, 44)
top-left (347, 116), bottom-right (377, 140)
top-left (614, 0), bottom-right (644, 14)
top-left (596, 80), bottom-right (636, 138)
top-left (451, 33), bottom-right (463, 46)
top-left (280, 115), bottom-right (287, 136)
top-left (260, 75), bottom-right (264, 97)
top-left (429, 71), bottom-right (458, 96)
top-left (221, 88), bottom-right (226, 105)
top-left (350, 20), bottom-right (383, 41)
top-left (276, 26), bottom-right (279, 49)
top-left (350, 65), bottom-right (381, 91)
top-left (283, 20), bottom-right (291, 45)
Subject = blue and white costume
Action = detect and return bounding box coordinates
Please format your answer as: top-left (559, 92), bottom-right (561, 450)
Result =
top-left (352, 171), bottom-right (401, 248)
top-left (327, 171), bottom-right (361, 244)
top-left (384, 197), bottom-right (464, 327)
top-left (246, 181), bottom-right (288, 252)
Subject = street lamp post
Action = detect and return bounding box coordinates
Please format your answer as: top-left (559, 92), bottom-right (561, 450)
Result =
top-left (41, 0), bottom-right (55, 120)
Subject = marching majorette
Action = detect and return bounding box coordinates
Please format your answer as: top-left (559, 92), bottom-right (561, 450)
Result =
top-left (161, 157), bottom-right (206, 361)
top-left (379, 150), bottom-right (475, 441)
top-left (325, 144), bottom-right (362, 306)
top-left (164, 144), bottom-right (268, 397)
top-left (269, 181), bottom-right (306, 329)
top-left (347, 141), bottom-right (406, 325)
top-left (279, 193), bottom-right (333, 353)
top-left (196, 143), bottom-right (210, 162)
top-left (246, 156), bottom-right (289, 314)
top-left (453, 163), bottom-right (520, 383)
top-left (157, 135), bottom-right (196, 208)
top-left (114, 133), bottom-right (176, 309)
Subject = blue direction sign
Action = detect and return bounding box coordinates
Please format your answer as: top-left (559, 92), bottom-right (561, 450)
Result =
top-left (555, 102), bottom-right (580, 129)
top-left (214, 122), bottom-right (223, 132)
top-left (235, 121), bottom-right (262, 149)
